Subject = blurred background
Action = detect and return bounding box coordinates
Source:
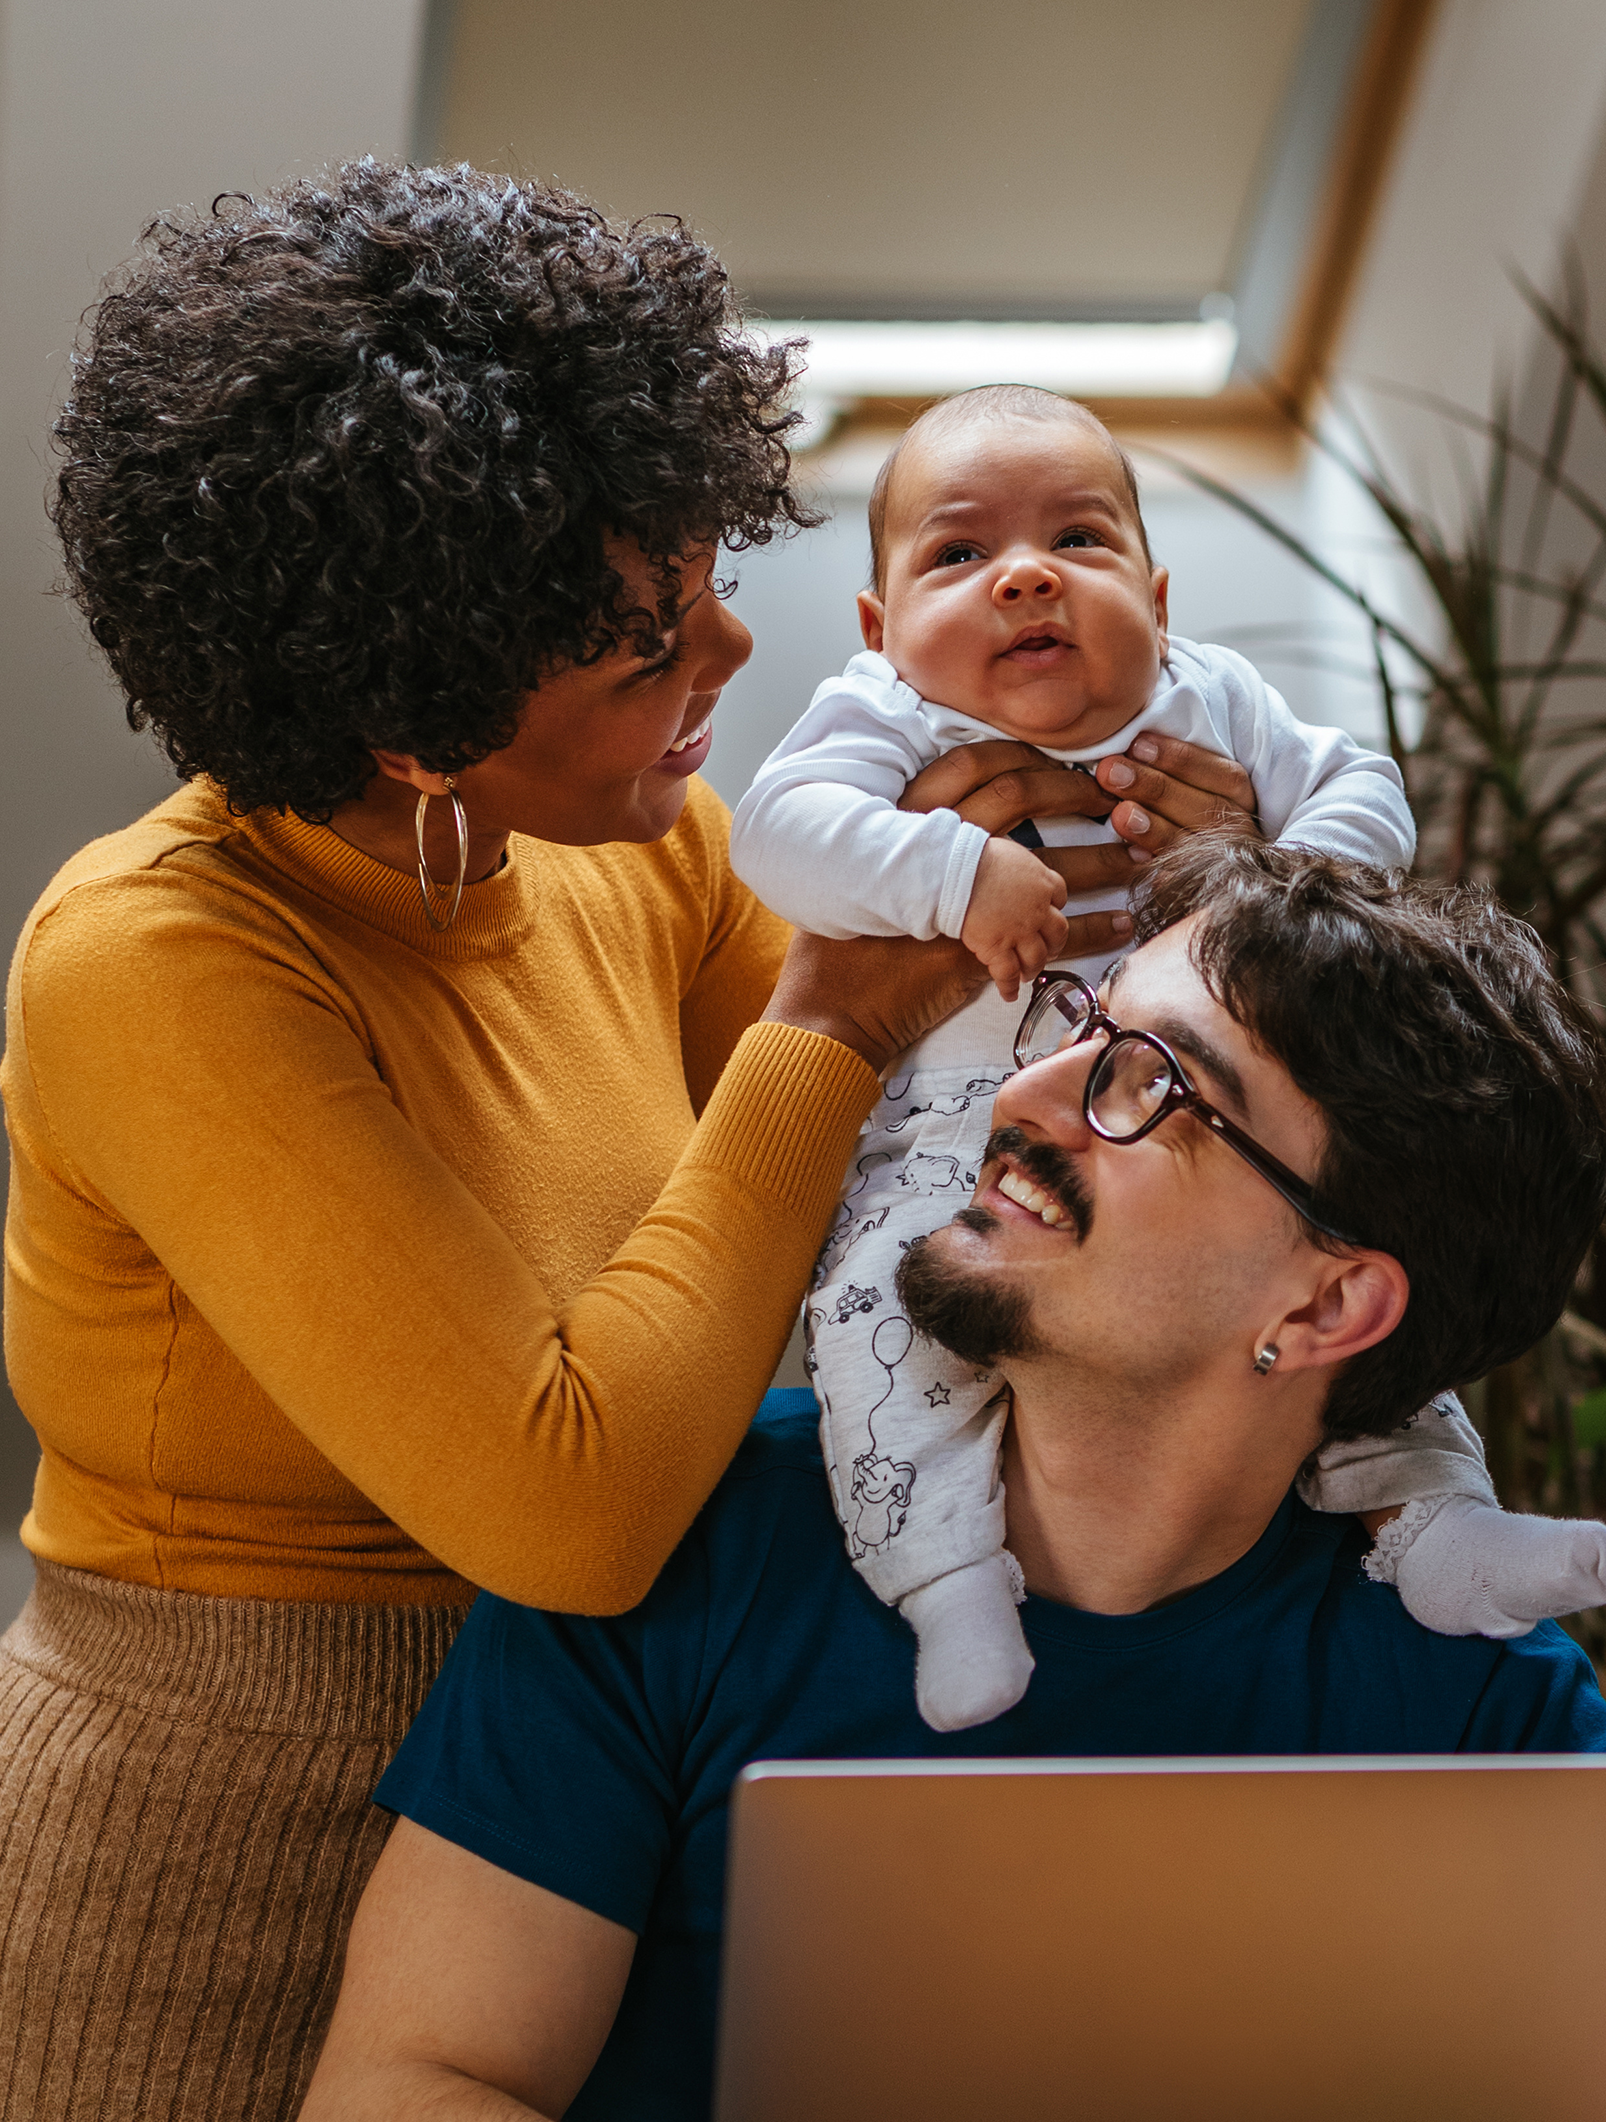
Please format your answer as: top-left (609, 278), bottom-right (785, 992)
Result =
top-left (5, 0), bottom-right (1606, 1627)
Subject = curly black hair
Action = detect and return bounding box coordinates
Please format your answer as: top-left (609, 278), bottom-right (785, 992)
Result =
top-left (52, 159), bottom-right (814, 819)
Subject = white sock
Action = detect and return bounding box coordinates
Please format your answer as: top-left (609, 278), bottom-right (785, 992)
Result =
top-left (1374, 1495), bottom-right (1606, 1639)
top-left (899, 1554), bottom-right (1035, 1732)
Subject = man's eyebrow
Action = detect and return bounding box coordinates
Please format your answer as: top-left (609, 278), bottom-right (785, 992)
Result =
top-left (1151, 1014), bottom-right (1250, 1120)
top-left (1100, 957), bottom-right (1248, 1114)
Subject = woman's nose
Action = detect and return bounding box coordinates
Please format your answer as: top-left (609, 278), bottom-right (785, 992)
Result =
top-left (995, 1033), bottom-right (1099, 1144)
top-left (992, 552), bottom-right (1060, 606)
top-left (690, 594), bottom-right (753, 692)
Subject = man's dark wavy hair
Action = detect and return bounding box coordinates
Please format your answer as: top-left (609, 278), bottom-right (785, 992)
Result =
top-left (51, 159), bottom-right (815, 820)
top-left (1133, 836), bottom-right (1606, 1444)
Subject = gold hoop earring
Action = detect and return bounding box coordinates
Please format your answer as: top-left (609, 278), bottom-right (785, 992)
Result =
top-left (1252, 1343), bottom-right (1280, 1376)
top-left (415, 776), bottom-right (468, 932)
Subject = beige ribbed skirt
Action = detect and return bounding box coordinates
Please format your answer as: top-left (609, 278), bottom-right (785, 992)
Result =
top-left (0, 1560), bottom-right (469, 2121)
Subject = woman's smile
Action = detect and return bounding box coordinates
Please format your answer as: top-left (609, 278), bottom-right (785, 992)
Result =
top-left (658, 716), bottom-right (715, 774)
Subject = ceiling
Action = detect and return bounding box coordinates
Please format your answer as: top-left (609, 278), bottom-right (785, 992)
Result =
top-left (429, 0), bottom-right (1318, 323)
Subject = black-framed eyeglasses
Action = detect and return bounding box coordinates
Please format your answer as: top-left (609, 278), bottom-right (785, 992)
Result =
top-left (1013, 971), bottom-right (1361, 1247)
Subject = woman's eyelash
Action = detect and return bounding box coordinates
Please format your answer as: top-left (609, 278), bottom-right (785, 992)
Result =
top-left (638, 638), bottom-right (687, 680)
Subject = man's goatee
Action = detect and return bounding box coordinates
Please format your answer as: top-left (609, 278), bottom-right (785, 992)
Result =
top-left (895, 1209), bottom-right (1037, 1368)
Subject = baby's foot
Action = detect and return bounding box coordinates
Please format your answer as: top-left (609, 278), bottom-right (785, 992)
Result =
top-left (900, 1554), bottom-right (1035, 1731)
top-left (1383, 1496), bottom-right (1606, 1638)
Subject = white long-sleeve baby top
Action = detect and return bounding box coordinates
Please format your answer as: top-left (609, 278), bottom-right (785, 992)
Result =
top-left (729, 639), bottom-right (1416, 1070)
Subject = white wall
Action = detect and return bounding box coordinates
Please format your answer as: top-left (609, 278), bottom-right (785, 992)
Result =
top-left (0, 0), bottom-right (427, 1513)
top-left (0, 0), bottom-right (426, 959)
top-left (1342, 0), bottom-right (1606, 480)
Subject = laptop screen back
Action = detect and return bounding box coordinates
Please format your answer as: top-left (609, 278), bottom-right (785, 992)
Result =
top-left (714, 1756), bottom-right (1606, 2122)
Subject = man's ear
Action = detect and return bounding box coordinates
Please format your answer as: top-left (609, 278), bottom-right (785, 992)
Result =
top-left (857, 590), bottom-right (887, 653)
top-left (1266, 1249), bottom-right (1409, 1376)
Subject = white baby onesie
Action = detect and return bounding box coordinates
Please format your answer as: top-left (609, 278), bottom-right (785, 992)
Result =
top-left (731, 639), bottom-right (1498, 1728)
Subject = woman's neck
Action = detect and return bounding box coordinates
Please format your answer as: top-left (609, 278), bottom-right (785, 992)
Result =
top-left (330, 774), bottom-right (509, 884)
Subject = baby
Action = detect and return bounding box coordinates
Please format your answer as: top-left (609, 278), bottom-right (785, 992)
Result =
top-left (731, 384), bottom-right (1606, 1731)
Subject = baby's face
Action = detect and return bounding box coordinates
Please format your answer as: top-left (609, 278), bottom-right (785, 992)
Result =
top-left (861, 417), bottom-right (1169, 748)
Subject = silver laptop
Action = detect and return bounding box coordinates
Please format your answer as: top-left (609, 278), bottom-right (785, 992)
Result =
top-left (714, 1756), bottom-right (1606, 2122)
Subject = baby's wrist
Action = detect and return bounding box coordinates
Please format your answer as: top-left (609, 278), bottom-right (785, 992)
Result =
top-left (937, 819), bottom-right (992, 941)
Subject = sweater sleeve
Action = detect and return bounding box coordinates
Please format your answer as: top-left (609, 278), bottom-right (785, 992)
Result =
top-left (12, 872), bottom-right (878, 1616)
top-left (729, 673), bottom-right (990, 941)
top-left (1202, 644), bottom-right (1417, 868)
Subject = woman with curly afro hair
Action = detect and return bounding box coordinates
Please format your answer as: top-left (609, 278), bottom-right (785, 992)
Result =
top-left (0, 160), bottom-right (1022, 2121)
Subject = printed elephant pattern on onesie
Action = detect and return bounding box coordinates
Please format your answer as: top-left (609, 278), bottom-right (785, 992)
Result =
top-left (846, 1318), bottom-right (918, 1555)
top-left (808, 1069), bottom-right (1016, 1599)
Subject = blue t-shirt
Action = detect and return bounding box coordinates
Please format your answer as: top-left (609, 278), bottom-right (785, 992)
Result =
top-left (377, 1394), bottom-right (1606, 2120)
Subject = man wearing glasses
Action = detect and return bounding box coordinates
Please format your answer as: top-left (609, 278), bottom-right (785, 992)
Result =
top-left (305, 839), bottom-right (1606, 2122)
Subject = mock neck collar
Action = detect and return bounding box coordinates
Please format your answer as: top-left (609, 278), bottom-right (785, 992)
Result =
top-left (234, 796), bottom-right (540, 961)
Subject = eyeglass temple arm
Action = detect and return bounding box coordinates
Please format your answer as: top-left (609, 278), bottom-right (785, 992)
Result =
top-left (1182, 1094), bottom-right (1360, 1248)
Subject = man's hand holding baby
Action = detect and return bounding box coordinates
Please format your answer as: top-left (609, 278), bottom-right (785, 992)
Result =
top-left (960, 837), bottom-right (1070, 1001)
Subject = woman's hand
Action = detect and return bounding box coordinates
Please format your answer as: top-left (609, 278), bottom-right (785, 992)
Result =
top-left (761, 930), bottom-right (998, 1076)
top-left (899, 733), bottom-right (1259, 894)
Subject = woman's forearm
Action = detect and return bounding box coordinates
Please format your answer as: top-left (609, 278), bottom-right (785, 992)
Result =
top-left (301, 2059), bottom-right (548, 2120)
top-left (369, 1022), bottom-right (877, 1612)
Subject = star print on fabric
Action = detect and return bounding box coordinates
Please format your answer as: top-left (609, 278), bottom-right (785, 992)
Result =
top-left (924, 1382), bottom-right (952, 1407)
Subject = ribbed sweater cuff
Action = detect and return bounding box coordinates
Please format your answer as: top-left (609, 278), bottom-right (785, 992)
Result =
top-left (687, 1021), bottom-right (879, 1231)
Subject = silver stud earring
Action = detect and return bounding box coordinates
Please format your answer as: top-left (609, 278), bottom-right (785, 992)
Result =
top-left (1252, 1343), bottom-right (1280, 1375)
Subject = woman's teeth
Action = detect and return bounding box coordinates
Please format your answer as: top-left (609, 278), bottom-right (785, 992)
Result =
top-left (999, 1169), bottom-right (1065, 1225)
top-left (667, 720), bottom-right (711, 754)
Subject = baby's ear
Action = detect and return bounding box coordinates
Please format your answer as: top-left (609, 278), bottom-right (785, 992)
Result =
top-left (1151, 565), bottom-right (1170, 661)
top-left (857, 590), bottom-right (887, 653)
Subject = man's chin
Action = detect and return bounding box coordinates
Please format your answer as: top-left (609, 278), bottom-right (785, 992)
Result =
top-left (894, 1216), bottom-right (1038, 1369)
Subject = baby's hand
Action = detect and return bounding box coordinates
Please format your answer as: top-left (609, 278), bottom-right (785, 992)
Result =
top-left (960, 839), bottom-right (1070, 1002)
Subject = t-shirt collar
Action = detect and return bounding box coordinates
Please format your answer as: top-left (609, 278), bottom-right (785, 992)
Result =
top-left (1020, 1489), bottom-right (1304, 1650)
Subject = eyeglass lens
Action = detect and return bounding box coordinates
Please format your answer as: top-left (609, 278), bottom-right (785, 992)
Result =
top-left (1016, 984), bottom-right (1177, 1143)
top-left (1015, 981), bottom-right (1096, 1068)
top-left (1087, 1038), bottom-right (1175, 1142)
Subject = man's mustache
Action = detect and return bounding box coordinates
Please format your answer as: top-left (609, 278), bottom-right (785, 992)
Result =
top-left (981, 1124), bottom-right (1094, 1243)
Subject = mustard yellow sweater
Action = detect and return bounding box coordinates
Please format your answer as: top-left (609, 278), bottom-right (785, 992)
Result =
top-left (2, 778), bottom-right (877, 1610)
